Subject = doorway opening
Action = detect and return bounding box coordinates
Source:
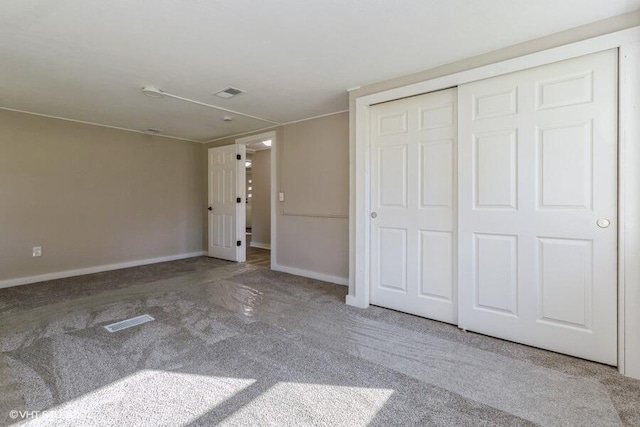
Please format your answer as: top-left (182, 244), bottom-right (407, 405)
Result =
top-left (236, 131), bottom-right (276, 268)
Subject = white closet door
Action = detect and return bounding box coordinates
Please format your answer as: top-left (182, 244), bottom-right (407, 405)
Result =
top-left (458, 49), bottom-right (618, 364)
top-left (370, 88), bottom-right (457, 324)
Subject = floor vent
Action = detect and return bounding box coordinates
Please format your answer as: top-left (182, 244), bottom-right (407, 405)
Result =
top-left (104, 314), bottom-right (154, 333)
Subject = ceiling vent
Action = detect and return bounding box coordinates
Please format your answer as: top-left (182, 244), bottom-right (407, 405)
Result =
top-left (214, 87), bottom-right (245, 99)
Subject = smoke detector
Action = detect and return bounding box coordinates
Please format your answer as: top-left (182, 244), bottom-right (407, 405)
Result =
top-left (141, 86), bottom-right (165, 98)
top-left (214, 87), bottom-right (245, 99)
top-left (143, 128), bottom-right (162, 135)
top-left (222, 116), bottom-right (233, 123)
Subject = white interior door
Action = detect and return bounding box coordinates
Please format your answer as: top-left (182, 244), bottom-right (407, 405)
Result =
top-left (370, 88), bottom-right (457, 324)
top-left (208, 144), bottom-right (246, 262)
top-left (458, 49), bottom-right (618, 364)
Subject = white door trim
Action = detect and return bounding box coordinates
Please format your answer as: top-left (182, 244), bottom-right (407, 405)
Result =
top-left (235, 130), bottom-right (277, 269)
top-left (349, 26), bottom-right (640, 378)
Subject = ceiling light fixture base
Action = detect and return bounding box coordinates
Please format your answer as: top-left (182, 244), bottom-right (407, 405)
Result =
top-left (141, 86), bottom-right (165, 98)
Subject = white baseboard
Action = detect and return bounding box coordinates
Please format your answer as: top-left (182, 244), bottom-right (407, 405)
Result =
top-left (249, 242), bottom-right (271, 250)
top-left (0, 251), bottom-right (206, 289)
top-left (272, 264), bottom-right (348, 286)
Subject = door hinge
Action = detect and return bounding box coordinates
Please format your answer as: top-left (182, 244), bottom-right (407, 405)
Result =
top-left (237, 240), bottom-right (242, 246)
top-left (236, 154), bottom-right (241, 160)
top-left (236, 197), bottom-right (241, 203)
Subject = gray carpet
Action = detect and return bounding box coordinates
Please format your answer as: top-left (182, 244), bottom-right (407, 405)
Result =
top-left (0, 258), bottom-right (639, 426)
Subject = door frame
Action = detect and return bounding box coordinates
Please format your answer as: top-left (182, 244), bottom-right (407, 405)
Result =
top-left (348, 26), bottom-right (640, 378)
top-left (235, 130), bottom-right (277, 269)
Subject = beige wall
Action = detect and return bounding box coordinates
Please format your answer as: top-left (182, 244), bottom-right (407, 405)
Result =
top-left (250, 149), bottom-right (271, 246)
top-left (205, 112), bottom-right (349, 281)
top-left (281, 114), bottom-right (349, 216)
top-left (0, 110), bottom-right (204, 282)
top-left (278, 113), bottom-right (349, 279)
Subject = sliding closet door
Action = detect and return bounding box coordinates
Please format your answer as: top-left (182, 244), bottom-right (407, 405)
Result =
top-left (458, 49), bottom-right (618, 364)
top-left (370, 88), bottom-right (457, 324)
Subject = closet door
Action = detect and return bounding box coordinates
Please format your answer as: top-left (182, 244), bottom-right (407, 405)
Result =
top-left (370, 88), bottom-right (457, 324)
top-left (458, 49), bottom-right (618, 364)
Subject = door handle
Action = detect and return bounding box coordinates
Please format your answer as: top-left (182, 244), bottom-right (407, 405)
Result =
top-left (371, 212), bottom-right (377, 219)
top-left (208, 206), bottom-right (213, 211)
top-left (596, 218), bottom-right (610, 228)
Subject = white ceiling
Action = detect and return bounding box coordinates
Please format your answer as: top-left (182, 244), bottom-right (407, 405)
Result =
top-left (1, 1), bottom-right (638, 143)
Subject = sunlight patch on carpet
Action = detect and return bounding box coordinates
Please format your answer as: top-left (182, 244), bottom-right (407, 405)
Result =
top-left (26, 370), bottom-right (256, 426)
top-left (221, 382), bottom-right (395, 426)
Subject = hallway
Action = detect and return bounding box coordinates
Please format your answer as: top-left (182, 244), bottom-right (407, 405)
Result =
top-left (246, 246), bottom-right (270, 268)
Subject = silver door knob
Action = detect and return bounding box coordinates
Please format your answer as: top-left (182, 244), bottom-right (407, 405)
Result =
top-left (371, 212), bottom-right (377, 219)
top-left (597, 218), bottom-right (610, 228)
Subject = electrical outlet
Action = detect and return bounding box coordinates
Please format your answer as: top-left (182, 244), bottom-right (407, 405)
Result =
top-left (33, 246), bottom-right (42, 257)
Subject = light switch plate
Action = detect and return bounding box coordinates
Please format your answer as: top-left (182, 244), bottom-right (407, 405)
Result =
top-left (33, 246), bottom-right (42, 257)
top-left (279, 192), bottom-right (285, 202)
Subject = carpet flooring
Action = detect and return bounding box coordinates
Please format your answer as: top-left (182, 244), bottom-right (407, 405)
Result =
top-left (0, 257), bottom-right (639, 426)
